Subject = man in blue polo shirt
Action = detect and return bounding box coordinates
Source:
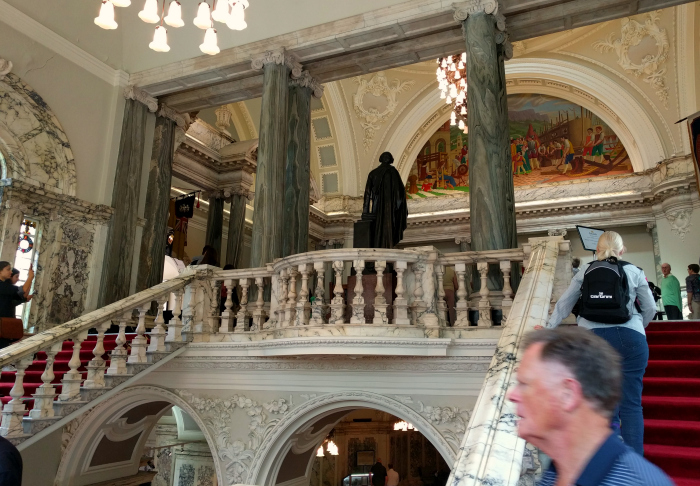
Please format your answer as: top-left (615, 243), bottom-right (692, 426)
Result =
top-left (508, 327), bottom-right (673, 486)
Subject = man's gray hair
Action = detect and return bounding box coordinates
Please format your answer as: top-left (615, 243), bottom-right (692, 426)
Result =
top-left (522, 327), bottom-right (622, 417)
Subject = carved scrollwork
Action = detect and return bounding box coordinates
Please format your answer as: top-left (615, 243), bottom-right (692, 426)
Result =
top-left (250, 49), bottom-right (303, 79)
top-left (453, 0), bottom-right (499, 22)
top-left (291, 70), bottom-right (324, 99)
top-left (353, 72), bottom-right (414, 151)
top-left (593, 11), bottom-right (669, 107)
top-left (664, 208), bottom-right (693, 240)
top-left (0, 58), bottom-right (12, 77)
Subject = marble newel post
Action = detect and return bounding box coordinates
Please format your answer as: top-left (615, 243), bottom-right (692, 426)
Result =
top-left (99, 86), bottom-right (158, 306)
top-left (136, 105), bottom-right (190, 292)
top-left (283, 72), bottom-right (324, 257)
top-left (205, 192), bottom-right (226, 261)
top-left (456, 4), bottom-right (516, 252)
top-left (250, 49), bottom-right (302, 267)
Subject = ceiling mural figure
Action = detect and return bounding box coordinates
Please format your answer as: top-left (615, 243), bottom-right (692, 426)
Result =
top-left (406, 93), bottom-right (633, 199)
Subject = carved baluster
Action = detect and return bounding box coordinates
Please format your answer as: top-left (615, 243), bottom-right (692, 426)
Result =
top-left (235, 279), bottom-right (250, 332)
top-left (219, 279), bottom-right (235, 332)
top-left (166, 288), bottom-right (185, 342)
top-left (373, 261), bottom-right (388, 324)
top-left (277, 268), bottom-right (289, 327)
top-left (148, 296), bottom-right (169, 353)
top-left (477, 261), bottom-right (492, 327)
top-left (58, 330), bottom-right (89, 401)
top-left (180, 282), bottom-right (196, 341)
top-left (252, 277), bottom-right (267, 330)
top-left (454, 263), bottom-right (470, 327)
top-left (28, 342), bottom-right (63, 419)
top-left (350, 260), bottom-right (366, 323)
top-left (500, 260), bottom-right (513, 320)
top-left (285, 269), bottom-right (298, 326)
top-left (107, 311), bottom-right (131, 375)
top-left (0, 356), bottom-right (34, 437)
top-left (434, 264), bottom-right (448, 326)
top-left (393, 261), bottom-right (410, 325)
top-left (83, 322), bottom-right (110, 388)
top-left (330, 261), bottom-right (345, 325)
top-left (310, 261), bottom-right (327, 325)
top-left (295, 264), bottom-right (311, 326)
top-left (411, 261), bottom-right (427, 325)
top-left (128, 304), bottom-right (150, 364)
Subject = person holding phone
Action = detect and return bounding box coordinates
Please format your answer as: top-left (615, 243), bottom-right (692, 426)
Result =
top-left (0, 262), bottom-right (33, 348)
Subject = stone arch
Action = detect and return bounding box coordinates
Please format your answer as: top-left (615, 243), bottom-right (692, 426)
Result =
top-left (54, 386), bottom-right (222, 486)
top-left (387, 57), bottom-right (669, 182)
top-left (248, 391), bottom-right (456, 486)
top-left (0, 72), bottom-right (76, 195)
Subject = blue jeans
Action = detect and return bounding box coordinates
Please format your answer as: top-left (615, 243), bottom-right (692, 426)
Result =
top-left (591, 327), bottom-right (649, 456)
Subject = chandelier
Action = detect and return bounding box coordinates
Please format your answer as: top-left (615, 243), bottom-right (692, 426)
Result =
top-left (436, 53), bottom-right (468, 132)
top-left (393, 421), bottom-right (416, 432)
top-left (316, 440), bottom-right (339, 457)
top-left (94, 0), bottom-right (250, 55)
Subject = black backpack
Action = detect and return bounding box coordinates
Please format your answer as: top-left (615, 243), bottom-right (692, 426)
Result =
top-left (578, 257), bottom-right (631, 324)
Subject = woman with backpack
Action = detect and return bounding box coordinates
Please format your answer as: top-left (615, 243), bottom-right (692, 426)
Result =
top-left (543, 231), bottom-right (656, 455)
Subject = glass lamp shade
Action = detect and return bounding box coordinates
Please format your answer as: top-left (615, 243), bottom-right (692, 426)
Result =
top-left (111, 0), bottom-right (131, 6)
top-left (226, 2), bottom-right (247, 30)
top-left (149, 25), bottom-right (170, 52)
top-left (316, 445), bottom-right (324, 457)
top-left (211, 0), bottom-right (230, 23)
top-left (327, 440), bottom-right (339, 456)
top-left (95, 1), bottom-right (118, 30)
top-left (229, 0), bottom-right (249, 8)
top-left (164, 1), bottom-right (184, 27)
top-left (138, 0), bottom-right (160, 23)
top-left (194, 2), bottom-right (212, 29)
top-left (200, 28), bottom-right (220, 55)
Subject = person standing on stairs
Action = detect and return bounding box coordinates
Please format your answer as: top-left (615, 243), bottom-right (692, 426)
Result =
top-left (543, 231), bottom-right (656, 456)
top-left (686, 264), bottom-right (700, 319)
top-left (660, 263), bottom-right (683, 320)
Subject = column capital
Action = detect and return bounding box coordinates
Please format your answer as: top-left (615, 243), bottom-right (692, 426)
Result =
top-left (453, 1), bottom-right (512, 59)
top-left (290, 70), bottom-right (324, 99)
top-left (202, 189), bottom-right (228, 200)
top-left (646, 221), bottom-right (656, 232)
top-left (547, 228), bottom-right (567, 237)
top-left (251, 49), bottom-right (303, 79)
top-left (0, 58), bottom-right (12, 77)
top-left (223, 187), bottom-right (252, 200)
top-left (455, 236), bottom-right (471, 245)
top-left (158, 103), bottom-right (191, 129)
top-left (124, 84), bottom-right (158, 113)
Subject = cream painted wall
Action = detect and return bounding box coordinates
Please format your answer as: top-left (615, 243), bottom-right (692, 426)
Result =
top-left (0, 21), bottom-right (124, 206)
top-left (655, 209), bottom-right (700, 290)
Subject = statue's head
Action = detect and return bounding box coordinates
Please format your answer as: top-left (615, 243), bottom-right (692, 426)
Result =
top-left (379, 152), bottom-right (394, 165)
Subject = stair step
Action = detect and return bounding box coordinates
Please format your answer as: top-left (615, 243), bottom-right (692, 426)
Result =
top-left (674, 478), bottom-right (700, 486)
top-left (644, 419), bottom-right (700, 447)
top-left (647, 321), bottom-right (700, 332)
top-left (644, 444), bottom-right (700, 479)
top-left (645, 360), bottom-right (700, 378)
top-left (649, 345), bottom-right (700, 360)
top-left (643, 378), bottom-right (700, 397)
top-left (646, 331), bottom-right (700, 345)
top-left (643, 396), bottom-right (700, 421)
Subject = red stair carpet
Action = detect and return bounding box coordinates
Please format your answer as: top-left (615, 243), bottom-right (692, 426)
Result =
top-left (644, 320), bottom-right (700, 485)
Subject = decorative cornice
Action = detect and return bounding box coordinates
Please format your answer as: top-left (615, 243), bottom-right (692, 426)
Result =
top-left (250, 49), bottom-right (303, 79)
top-left (290, 70), bottom-right (324, 99)
top-left (0, 58), bottom-right (12, 77)
top-left (158, 103), bottom-right (191, 129)
top-left (124, 84), bottom-right (158, 113)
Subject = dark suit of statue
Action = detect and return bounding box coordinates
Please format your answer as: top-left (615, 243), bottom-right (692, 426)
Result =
top-left (362, 152), bottom-right (408, 248)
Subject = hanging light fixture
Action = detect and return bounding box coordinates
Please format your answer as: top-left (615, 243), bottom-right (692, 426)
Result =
top-left (139, 0), bottom-right (160, 23)
top-left (226, 0), bottom-right (247, 30)
top-left (95, 1), bottom-right (118, 29)
top-left (194, 2), bottom-right (213, 29)
top-left (316, 445), bottom-right (324, 457)
top-left (111, 0), bottom-right (131, 6)
top-left (326, 440), bottom-right (339, 456)
top-left (149, 25), bottom-right (170, 52)
top-left (200, 28), bottom-right (220, 55)
top-left (393, 421), bottom-right (415, 432)
top-left (164, 1), bottom-right (184, 27)
top-left (437, 52), bottom-right (468, 124)
top-left (211, 0), bottom-right (230, 23)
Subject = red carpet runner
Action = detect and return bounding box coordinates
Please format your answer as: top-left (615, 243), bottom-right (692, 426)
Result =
top-left (644, 320), bottom-right (700, 486)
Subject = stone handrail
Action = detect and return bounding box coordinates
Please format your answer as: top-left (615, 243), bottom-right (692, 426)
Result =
top-left (448, 236), bottom-right (570, 486)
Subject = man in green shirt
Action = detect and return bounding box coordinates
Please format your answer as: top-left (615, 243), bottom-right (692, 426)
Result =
top-left (660, 263), bottom-right (683, 320)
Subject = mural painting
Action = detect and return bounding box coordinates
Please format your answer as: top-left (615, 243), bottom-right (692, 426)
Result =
top-left (406, 94), bottom-right (633, 198)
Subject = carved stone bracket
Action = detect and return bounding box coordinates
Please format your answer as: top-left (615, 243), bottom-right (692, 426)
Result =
top-left (158, 103), bottom-right (192, 129)
top-left (0, 58), bottom-right (12, 77)
top-left (124, 84), bottom-right (158, 113)
top-left (251, 49), bottom-right (303, 79)
top-left (290, 70), bottom-right (324, 99)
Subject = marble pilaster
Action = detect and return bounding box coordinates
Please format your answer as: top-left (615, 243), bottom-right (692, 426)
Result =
top-left (136, 113), bottom-right (176, 292)
top-left (647, 222), bottom-right (663, 285)
top-left (205, 194), bottom-right (225, 262)
top-left (250, 50), bottom-right (300, 267)
top-left (99, 87), bottom-right (157, 306)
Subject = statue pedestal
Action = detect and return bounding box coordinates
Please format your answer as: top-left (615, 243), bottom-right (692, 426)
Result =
top-left (353, 215), bottom-right (375, 249)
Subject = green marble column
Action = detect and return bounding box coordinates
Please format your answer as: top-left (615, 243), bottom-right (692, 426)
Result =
top-left (136, 111), bottom-right (179, 292)
top-left (225, 192), bottom-right (248, 268)
top-left (99, 88), bottom-right (157, 306)
top-left (205, 193), bottom-right (225, 263)
top-left (250, 51), bottom-right (299, 267)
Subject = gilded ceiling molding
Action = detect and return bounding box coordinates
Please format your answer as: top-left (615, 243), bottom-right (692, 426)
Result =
top-left (0, 58), bottom-right (12, 77)
top-left (124, 84), bottom-right (158, 113)
top-left (593, 11), bottom-right (670, 108)
top-left (158, 103), bottom-right (191, 129)
top-left (250, 49), bottom-right (303, 79)
top-left (353, 72), bottom-right (414, 152)
top-left (290, 70), bottom-right (324, 99)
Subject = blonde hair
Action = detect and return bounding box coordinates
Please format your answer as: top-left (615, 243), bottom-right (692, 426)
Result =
top-left (596, 231), bottom-right (626, 260)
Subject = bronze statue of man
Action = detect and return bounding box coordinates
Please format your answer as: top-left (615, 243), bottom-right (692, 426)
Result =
top-left (361, 152), bottom-right (408, 248)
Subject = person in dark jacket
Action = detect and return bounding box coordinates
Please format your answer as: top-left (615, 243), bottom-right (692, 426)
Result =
top-left (0, 434), bottom-right (23, 484)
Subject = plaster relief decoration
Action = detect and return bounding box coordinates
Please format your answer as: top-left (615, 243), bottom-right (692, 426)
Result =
top-left (177, 390), bottom-right (293, 484)
top-left (353, 72), bottom-right (414, 151)
top-left (593, 11), bottom-right (669, 107)
top-left (0, 58), bottom-right (12, 77)
top-left (665, 208), bottom-right (693, 240)
top-left (416, 401), bottom-right (472, 453)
